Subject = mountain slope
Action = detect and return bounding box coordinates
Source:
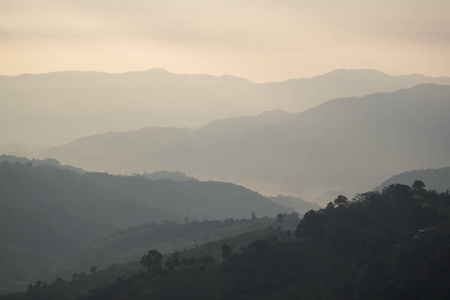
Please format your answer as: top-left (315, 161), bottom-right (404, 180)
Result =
top-left (83, 172), bottom-right (291, 220)
top-left (376, 167), bottom-right (450, 192)
top-left (2, 69), bottom-right (449, 148)
top-left (42, 84), bottom-right (450, 202)
top-left (4, 185), bottom-right (449, 300)
top-left (0, 161), bottom-right (290, 257)
top-left (41, 109), bottom-right (293, 171)
top-left (0, 154), bottom-right (85, 173)
top-left (0, 162), bottom-right (162, 257)
top-left (48, 215), bottom-right (295, 280)
top-left (0, 161), bottom-right (291, 288)
top-left (140, 171), bottom-right (198, 181)
top-left (268, 195), bottom-right (321, 213)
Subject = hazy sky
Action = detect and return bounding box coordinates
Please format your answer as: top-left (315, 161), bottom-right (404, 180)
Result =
top-left (1, 0), bottom-right (450, 82)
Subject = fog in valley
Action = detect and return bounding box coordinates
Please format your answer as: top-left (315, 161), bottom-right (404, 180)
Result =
top-left (1, 0), bottom-right (450, 299)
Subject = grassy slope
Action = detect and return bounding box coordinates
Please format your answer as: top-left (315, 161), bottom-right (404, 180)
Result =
top-left (47, 217), bottom-right (284, 280)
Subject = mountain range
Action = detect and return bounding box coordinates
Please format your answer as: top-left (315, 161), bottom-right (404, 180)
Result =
top-left (1, 69), bottom-right (449, 149)
top-left (41, 84), bottom-right (450, 202)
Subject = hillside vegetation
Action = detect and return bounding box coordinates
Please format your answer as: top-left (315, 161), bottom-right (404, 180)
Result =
top-left (0, 160), bottom-right (291, 292)
top-left (3, 181), bottom-right (449, 299)
top-left (47, 214), bottom-right (299, 281)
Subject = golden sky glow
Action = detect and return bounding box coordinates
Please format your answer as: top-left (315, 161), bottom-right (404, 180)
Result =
top-left (1, 0), bottom-right (450, 82)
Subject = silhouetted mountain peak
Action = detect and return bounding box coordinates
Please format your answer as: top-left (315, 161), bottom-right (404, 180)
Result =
top-left (257, 109), bottom-right (290, 118)
top-left (145, 68), bottom-right (170, 74)
top-left (325, 68), bottom-right (386, 76)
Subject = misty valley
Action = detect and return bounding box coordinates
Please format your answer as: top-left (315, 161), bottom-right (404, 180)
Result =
top-left (1, 70), bottom-right (450, 300)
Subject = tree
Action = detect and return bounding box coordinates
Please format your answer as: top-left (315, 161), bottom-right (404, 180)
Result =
top-left (382, 184), bottom-right (413, 205)
top-left (412, 180), bottom-right (426, 191)
top-left (199, 254), bottom-right (214, 264)
top-left (165, 260), bottom-right (174, 273)
top-left (221, 243), bottom-right (231, 260)
top-left (334, 195), bottom-right (348, 207)
top-left (353, 191), bottom-right (381, 205)
top-left (140, 249), bottom-right (163, 274)
top-left (269, 235), bottom-right (279, 244)
top-left (296, 209), bottom-right (324, 239)
top-left (171, 251), bottom-right (180, 267)
top-left (276, 213), bottom-right (284, 224)
top-left (382, 184), bottom-right (412, 198)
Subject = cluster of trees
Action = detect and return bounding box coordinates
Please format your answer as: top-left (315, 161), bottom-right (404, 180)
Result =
top-left (291, 181), bottom-right (450, 299)
top-left (296, 182), bottom-right (444, 250)
top-left (223, 238), bottom-right (305, 299)
top-left (140, 249), bottom-right (163, 274)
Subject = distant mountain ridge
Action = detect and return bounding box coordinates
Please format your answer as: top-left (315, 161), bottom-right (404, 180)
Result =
top-left (2, 68), bottom-right (449, 148)
top-left (375, 167), bottom-right (450, 192)
top-left (140, 170), bottom-right (198, 182)
top-left (268, 195), bottom-right (321, 213)
top-left (42, 84), bottom-right (450, 203)
top-left (0, 154), bottom-right (85, 173)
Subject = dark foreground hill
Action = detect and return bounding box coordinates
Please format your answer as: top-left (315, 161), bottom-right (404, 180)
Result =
top-left (0, 161), bottom-right (290, 292)
top-left (4, 182), bottom-right (449, 300)
top-left (47, 213), bottom-right (300, 281)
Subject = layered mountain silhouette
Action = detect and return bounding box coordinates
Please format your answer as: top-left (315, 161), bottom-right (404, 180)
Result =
top-left (2, 69), bottom-right (449, 148)
top-left (42, 84), bottom-right (450, 203)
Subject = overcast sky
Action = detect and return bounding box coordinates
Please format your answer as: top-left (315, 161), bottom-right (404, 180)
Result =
top-left (1, 0), bottom-right (450, 82)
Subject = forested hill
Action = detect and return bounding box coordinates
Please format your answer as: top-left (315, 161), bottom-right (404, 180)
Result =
top-left (0, 154), bottom-right (84, 173)
top-left (0, 161), bottom-right (290, 256)
top-left (0, 161), bottom-right (291, 293)
top-left (5, 182), bottom-right (449, 300)
top-left (1, 155), bottom-right (291, 219)
top-left (82, 172), bottom-right (292, 221)
top-left (0, 160), bottom-right (290, 227)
